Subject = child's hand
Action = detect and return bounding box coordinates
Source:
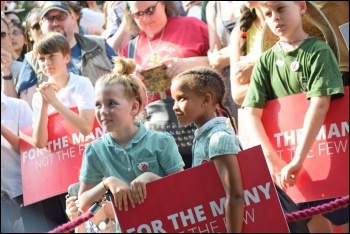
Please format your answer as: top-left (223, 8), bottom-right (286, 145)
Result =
top-left (280, 158), bottom-right (301, 187)
top-left (131, 172), bottom-right (161, 204)
top-left (37, 82), bottom-right (59, 106)
top-left (105, 177), bottom-right (135, 211)
top-left (232, 58), bottom-right (255, 84)
top-left (65, 196), bottom-right (81, 220)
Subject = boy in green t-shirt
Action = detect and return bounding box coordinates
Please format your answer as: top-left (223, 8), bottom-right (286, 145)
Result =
top-left (242, 1), bottom-right (346, 232)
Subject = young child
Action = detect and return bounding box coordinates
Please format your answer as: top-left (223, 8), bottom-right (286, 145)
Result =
top-left (242, 1), bottom-right (346, 232)
top-left (170, 67), bottom-right (244, 233)
top-left (31, 31), bottom-right (96, 230)
top-left (78, 57), bottom-right (185, 231)
top-left (230, 1), bottom-right (265, 105)
top-left (31, 31), bottom-right (96, 148)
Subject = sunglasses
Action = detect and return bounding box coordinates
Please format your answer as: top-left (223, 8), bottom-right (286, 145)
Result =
top-left (1, 31), bottom-right (10, 38)
top-left (131, 1), bottom-right (159, 19)
top-left (42, 13), bottom-right (69, 23)
top-left (31, 23), bottom-right (41, 32)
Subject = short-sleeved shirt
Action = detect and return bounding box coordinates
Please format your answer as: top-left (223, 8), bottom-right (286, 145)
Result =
top-left (31, 73), bottom-right (95, 126)
top-left (120, 16), bottom-right (209, 69)
top-left (192, 117), bottom-right (241, 167)
top-left (1, 92), bottom-right (32, 198)
top-left (79, 122), bottom-right (185, 185)
top-left (243, 37), bottom-right (344, 108)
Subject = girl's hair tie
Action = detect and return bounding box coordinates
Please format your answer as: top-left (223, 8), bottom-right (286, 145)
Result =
top-left (241, 32), bottom-right (247, 38)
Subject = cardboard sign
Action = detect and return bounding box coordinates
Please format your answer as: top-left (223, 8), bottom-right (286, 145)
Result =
top-left (238, 87), bottom-right (349, 203)
top-left (19, 107), bottom-right (103, 206)
top-left (114, 146), bottom-right (289, 233)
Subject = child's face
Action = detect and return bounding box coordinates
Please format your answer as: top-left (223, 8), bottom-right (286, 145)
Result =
top-left (171, 79), bottom-right (207, 128)
top-left (95, 84), bottom-right (138, 132)
top-left (37, 52), bottom-right (70, 78)
top-left (261, 1), bottom-right (306, 38)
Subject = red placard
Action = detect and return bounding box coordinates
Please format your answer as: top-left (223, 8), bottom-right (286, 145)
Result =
top-left (114, 146), bottom-right (289, 233)
top-left (238, 87), bottom-right (349, 203)
top-left (19, 107), bottom-right (102, 206)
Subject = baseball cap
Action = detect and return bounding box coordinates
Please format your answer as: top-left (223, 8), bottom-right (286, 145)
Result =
top-left (40, 1), bottom-right (71, 19)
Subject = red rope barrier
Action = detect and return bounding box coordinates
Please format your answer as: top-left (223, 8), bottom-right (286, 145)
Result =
top-left (285, 196), bottom-right (349, 222)
top-left (48, 196), bottom-right (349, 232)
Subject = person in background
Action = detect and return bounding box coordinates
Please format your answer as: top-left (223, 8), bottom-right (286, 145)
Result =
top-left (65, 1), bottom-right (89, 35)
top-left (230, 1), bottom-right (265, 106)
top-left (242, 1), bottom-right (347, 233)
top-left (313, 1), bottom-right (349, 87)
top-left (10, 19), bottom-right (27, 62)
top-left (120, 1), bottom-right (210, 169)
top-left (206, 1), bottom-right (242, 123)
top-left (1, 92), bottom-right (48, 233)
top-left (1, 14), bottom-right (22, 98)
top-left (24, 8), bottom-right (42, 52)
top-left (16, 1), bottom-right (115, 108)
top-left (31, 31), bottom-right (96, 231)
top-left (78, 1), bottom-right (105, 36)
top-left (171, 67), bottom-right (244, 232)
top-left (102, 1), bottom-right (131, 54)
top-left (181, 1), bottom-right (202, 19)
top-left (78, 57), bottom-right (185, 233)
top-left (3, 9), bottom-right (23, 23)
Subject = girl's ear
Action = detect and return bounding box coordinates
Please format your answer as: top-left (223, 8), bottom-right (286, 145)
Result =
top-left (300, 1), bottom-right (307, 15)
top-left (203, 93), bottom-right (212, 106)
top-left (130, 101), bottom-right (140, 115)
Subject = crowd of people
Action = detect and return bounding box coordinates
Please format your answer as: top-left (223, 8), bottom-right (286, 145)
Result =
top-left (1, 1), bottom-right (349, 233)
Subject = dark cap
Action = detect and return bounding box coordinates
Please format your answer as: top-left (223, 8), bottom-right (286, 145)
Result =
top-left (40, 1), bottom-right (70, 19)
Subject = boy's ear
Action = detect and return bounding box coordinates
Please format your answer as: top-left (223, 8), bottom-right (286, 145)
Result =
top-left (64, 53), bottom-right (71, 64)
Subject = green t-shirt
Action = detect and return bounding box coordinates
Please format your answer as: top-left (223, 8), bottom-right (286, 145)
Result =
top-left (243, 37), bottom-right (344, 108)
top-left (79, 122), bottom-right (185, 185)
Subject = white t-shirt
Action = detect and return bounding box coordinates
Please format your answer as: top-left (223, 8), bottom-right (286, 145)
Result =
top-left (32, 73), bottom-right (96, 126)
top-left (1, 92), bottom-right (32, 198)
top-left (79, 8), bottom-right (105, 30)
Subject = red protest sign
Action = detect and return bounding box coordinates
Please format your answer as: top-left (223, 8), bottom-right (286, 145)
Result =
top-left (238, 86), bottom-right (349, 203)
top-left (114, 145), bottom-right (289, 233)
top-left (19, 107), bottom-right (103, 206)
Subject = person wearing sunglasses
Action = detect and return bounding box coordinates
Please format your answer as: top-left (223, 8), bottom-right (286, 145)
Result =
top-left (119, 1), bottom-right (210, 171)
top-left (24, 8), bottom-right (43, 53)
top-left (1, 15), bottom-right (22, 98)
top-left (16, 1), bottom-right (116, 110)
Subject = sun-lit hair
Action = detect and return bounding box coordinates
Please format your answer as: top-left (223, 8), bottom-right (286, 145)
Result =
top-left (33, 31), bottom-right (70, 57)
top-left (173, 67), bottom-right (238, 134)
top-left (95, 57), bottom-right (148, 119)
